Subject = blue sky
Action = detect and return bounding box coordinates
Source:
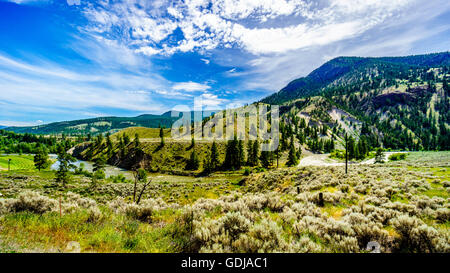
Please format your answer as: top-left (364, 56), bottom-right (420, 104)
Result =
top-left (0, 0), bottom-right (449, 126)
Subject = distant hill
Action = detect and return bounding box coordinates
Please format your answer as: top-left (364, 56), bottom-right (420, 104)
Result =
top-left (111, 127), bottom-right (171, 139)
top-left (4, 110), bottom-right (218, 135)
top-left (4, 114), bottom-right (178, 135)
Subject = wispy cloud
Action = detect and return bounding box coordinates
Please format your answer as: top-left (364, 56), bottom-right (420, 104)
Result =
top-left (172, 81), bottom-right (211, 92)
top-left (1, 0), bottom-right (449, 125)
top-left (79, 0), bottom-right (418, 55)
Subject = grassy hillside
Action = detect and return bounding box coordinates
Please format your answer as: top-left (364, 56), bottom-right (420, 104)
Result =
top-left (76, 128), bottom-right (230, 174)
top-left (112, 127), bottom-right (172, 140)
top-left (0, 155), bottom-right (35, 171)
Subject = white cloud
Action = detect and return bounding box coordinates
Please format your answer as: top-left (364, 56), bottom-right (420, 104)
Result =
top-left (200, 92), bottom-right (227, 109)
top-left (6, 0), bottom-right (50, 4)
top-left (0, 120), bottom-right (43, 127)
top-left (0, 54), bottom-right (170, 114)
top-left (200, 58), bottom-right (210, 65)
top-left (79, 0), bottom-right (419, 56)
top-left (172, 81), bottom-right (211, 92)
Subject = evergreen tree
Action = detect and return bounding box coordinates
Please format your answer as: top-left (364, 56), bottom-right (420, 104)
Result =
top-left (375, 147), bottom-right (385, 163)
top-left (134, 133), bottom-right (140, 147)
top-left (95, 134), bottom-right (104, 148)
top-left (34, 148), bottom-right (49, 171)
top-left (246, 140), bottom-right (254, 166)
top-left (93, 156), bottom-right (106, 173)
top-left (252, 140), bottom-right (260, 167)
top-left (210, 141), bottom-right (220, 170)
top-left (186, 150), bottom-right (200, 170)
top-left (202, 151), bottom-right (213, 175)
top-left (223, 136), bottom-right (242, 170)
top-left (348, 136), bottom-right (356, 159)
top-left (55, 145), bottom-right (75, 187)
top-left (274, 142), bottom-right (280, 168)
top-left (123, 133), bottom-right (131, 146)
top-left (238, 140), bottom-right (245, 169)
top-left (106, 132), bottom-right (113, 157)
top-left (286, 139), bottom-right (299, 167)
top-left (160, 127), bottom-right (165, 147)
top-left (260, 149), bottom-right (271, 168)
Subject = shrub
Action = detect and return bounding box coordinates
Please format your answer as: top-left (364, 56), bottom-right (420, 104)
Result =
top-left (288, 236), bottom-right (323, 253)
top-left (107, 197), bottom-right (170, 222)
top-left (388, 153), bottom-right (407, 161)
top-left (435, 208), bottom-right (450, 223)
top-left (220, 212), bottom-right (251, 242)
top-left (342, 212), bottom-right (389, 250)
top-left (390, 215), bottom-right (448, 253)
top-left (6, 191), bottom-right (57, 214)
top-left (66, 192), bottom-right (97, 210)
top-left (233, 219), bottom-right (287, 253)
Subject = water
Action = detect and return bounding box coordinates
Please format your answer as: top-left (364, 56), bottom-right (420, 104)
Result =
top-left (49, 154), bottom-right (133, 179)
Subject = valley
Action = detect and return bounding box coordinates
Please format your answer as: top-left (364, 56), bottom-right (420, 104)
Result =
top-left (0, 52), bottom-right (449, 253)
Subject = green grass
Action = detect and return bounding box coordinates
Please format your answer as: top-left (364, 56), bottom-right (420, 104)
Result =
top-left (0, 155), bottom-right (35, 171)
top-left (0, 210), bottom-right (180, 253)
top-left (0, 151), bottom-right (449, 253)
top-left (422, 188), bottom-right (449, 199)
top-left (112, 127), bottom-right (171, 140)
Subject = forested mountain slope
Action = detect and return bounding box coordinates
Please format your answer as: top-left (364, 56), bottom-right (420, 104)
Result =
top-left (263, 52), bottom-right (450, 151)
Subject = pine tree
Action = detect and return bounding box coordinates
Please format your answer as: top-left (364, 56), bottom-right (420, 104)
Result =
top-left (252, 140), bottom-right (259, 167)
top-left (34, 147), bottom-right (49, 171)
top-left (286, 139), bottom-right (298, 167)
top-left (260, 149), bottom-right (271, 168)
top-left (375, 147), bottom-right (385, 163)
top-left (186, 150), bottom-right (200, 170)
top-left (93, 156), bottom-right (106, 173)
top-left (246, 140), bottom-right (254, 166)
top-left (55, 145), bottom-right (75, 187)
top-left (210, 141), bottom-right (220, 170)
top-left (134, 133), bottom-right (140, 148)
top-left (106, 132), bottom-right (113, 157)
top-left (123, 133), bottom-right (131, 146)
top-left (238, 140), bottom-right (245, 169)
top-left (203, 151), bottom-right (213, 175)
top-left (348, 136), bottom-right (356, 159)
top-left (95, 134), bottom-right (104, 148)
top-left (160, 127), bottom-right (165, 147)
top-left (223, 136), bottom-right (242, 170)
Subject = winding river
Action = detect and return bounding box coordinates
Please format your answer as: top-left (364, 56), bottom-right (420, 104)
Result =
top-left (49, 154), bottom-right (133, 179)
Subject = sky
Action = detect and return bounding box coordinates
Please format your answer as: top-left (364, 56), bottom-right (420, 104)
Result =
top-left (0, 0), bottom-right (449, 126)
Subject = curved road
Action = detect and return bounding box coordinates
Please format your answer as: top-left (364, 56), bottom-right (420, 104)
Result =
top-left (298, 152), bottom-right (407, 167)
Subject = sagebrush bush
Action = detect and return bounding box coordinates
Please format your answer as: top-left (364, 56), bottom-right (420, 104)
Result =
top-left (390, 215), bottom-right (449, 253)
top-left (107, 197), bottom-right (172, 222)
top-left (233, 219), bottom-right (287, 253)
top-left (4, 191), bottom-right (57, 214)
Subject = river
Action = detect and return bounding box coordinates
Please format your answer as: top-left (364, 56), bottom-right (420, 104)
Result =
top-left (49, 154), bottom-right (133, 179)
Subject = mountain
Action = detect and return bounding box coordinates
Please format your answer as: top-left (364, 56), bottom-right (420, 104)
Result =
top-left (263, 52), bottom-right (450, 105)
top-left (263, 51), bottom-right (450, 151)
top-left (4, 110), bottom-right (219, 135)
top-left (4, 114), bottom-right (178, 135)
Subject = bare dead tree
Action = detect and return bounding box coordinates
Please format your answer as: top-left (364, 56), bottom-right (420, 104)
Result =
top-left (132, 168), bottom-right (151, 204)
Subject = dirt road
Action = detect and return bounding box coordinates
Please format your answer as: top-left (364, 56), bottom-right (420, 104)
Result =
top-left (298, 152), bottom-right (407, 167)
